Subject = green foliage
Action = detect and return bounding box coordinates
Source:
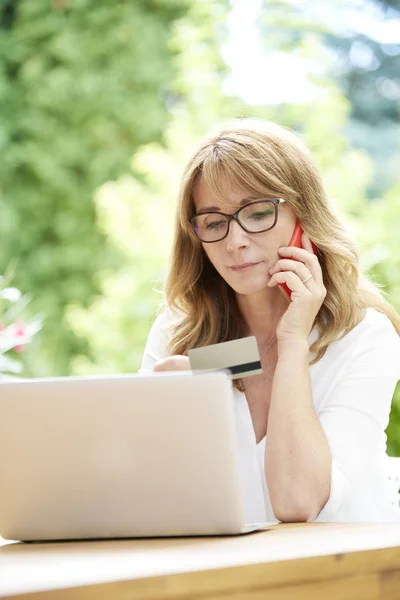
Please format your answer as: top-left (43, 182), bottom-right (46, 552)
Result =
top-left (67, 150), bottom-right (177, 374)
top-left (0, 268), bottom-right (42, 377)
top-left (0, 0), bottom-right (190, 375)
top-left (258, 0), bottom-right (400, 198)
top-left (67, 0), bottom-right (233, 375)
top-left (354, 185), bottom-right (400, 455)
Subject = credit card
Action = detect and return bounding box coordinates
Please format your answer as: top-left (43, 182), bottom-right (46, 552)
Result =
top-left (188, 336), bottom-right (262, 380)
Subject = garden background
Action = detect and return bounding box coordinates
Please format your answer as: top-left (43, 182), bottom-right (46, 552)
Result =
top-left (1, 0), bottom-right (400, 452)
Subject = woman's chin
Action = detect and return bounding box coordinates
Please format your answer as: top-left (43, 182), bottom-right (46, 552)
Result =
top-left (227, 278), bottom-right (270, 296)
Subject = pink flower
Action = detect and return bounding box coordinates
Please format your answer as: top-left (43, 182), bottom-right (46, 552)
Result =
top-left (13, 321), bottom-right (27, 353)
top-left (0, 321), bottom-right (4, 332)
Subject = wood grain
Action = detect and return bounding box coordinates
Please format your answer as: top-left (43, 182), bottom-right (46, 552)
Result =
top-left (2, 523), bottom-right (400, 599)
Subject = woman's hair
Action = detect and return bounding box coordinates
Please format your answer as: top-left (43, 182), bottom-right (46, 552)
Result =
top-left (163, 117), bottom-right (400, 369)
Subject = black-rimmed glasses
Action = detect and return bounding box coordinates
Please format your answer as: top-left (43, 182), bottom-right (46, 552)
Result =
top-left (190, 198), bottom-right (286, 243)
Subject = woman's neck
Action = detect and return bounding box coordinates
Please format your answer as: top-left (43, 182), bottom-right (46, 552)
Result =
top-left (236, 289), bottom-right (288, 342)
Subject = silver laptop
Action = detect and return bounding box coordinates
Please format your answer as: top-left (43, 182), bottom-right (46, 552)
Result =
top-left (0, 372), bottom-right (270, 541)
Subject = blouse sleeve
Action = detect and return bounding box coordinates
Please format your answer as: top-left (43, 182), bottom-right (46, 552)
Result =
top-left (138, 311), bottom-right (172, 374)
top-left (315, 314), bottom-right (400, 521)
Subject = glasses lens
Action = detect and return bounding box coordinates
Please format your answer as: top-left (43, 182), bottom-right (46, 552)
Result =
top-left (239, 201), bottom-right (276, 232)
top-left (192, 214), bottom-right (229, 242)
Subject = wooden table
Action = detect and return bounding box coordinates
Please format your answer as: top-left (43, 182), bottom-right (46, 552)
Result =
top-left (1, 523), bottom-right (400, 599)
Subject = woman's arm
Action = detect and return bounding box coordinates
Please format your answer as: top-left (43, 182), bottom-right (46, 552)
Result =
top-left (140, 311), bottom-right (190, 373)
top-left (265, 235), bottom-right (331, 522)
top-left (265, 339), bottom-right (331, 522)
top-left (265, 309), bottom-right (400, 524)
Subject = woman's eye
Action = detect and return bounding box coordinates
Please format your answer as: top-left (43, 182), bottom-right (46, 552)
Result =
top-left (249, 211), bottom-right (273, 219)
top-left (206, 220), bottom-right (225, 230)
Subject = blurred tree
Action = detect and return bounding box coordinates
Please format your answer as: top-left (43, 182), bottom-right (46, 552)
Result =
top-left (354, 182), bottom-right (400, 455)
top-left (258, 0), bottom-right (400, 197)
top-left (0, 0), bottom-right (190, 375)
top-left (67, 0), bottom-right (233, 374)
top-left (325, 0), bottom-right (400, 198)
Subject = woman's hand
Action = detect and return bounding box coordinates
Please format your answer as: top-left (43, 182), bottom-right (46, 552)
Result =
top-left (267, 232), bottom-right (326, 344)
top-left (153, 355), bottom-right (191, 372)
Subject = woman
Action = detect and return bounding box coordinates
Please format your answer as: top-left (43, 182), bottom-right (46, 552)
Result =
top-left (140, 118), bottom-right (400, 523)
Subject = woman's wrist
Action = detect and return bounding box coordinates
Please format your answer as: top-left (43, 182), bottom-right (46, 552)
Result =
top-left (277, 338), bottom-right (310, 360)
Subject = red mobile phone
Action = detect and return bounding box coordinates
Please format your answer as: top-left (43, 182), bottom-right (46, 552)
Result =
top-left (277, 221), bottom-right (318, 300)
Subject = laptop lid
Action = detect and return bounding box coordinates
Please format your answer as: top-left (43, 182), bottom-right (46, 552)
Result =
top-left (0, 372), bottom-right (260, 541)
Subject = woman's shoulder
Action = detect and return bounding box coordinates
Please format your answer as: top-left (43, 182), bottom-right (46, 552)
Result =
top-left (324, 307), bottom-right (398, 347)
top-left (140, 307), bottom-right (185, 372)
top-left (325, 307), bottom-right (400, 376)
top-left (149, 306), bottom-right (184, 331)
top-left (144, 306), bottom-right (185, 347)
top-left (346, 307), bottom-right (399, 344)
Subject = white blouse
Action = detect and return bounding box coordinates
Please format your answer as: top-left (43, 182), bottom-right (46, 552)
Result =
top-left (140, 307), bottom-right (400, 522)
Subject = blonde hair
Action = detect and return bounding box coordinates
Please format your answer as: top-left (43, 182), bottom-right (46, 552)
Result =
top-left (164, 118), bottom-right (400, 368)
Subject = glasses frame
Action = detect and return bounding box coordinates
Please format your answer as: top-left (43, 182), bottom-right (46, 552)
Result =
top-left (190, 198), bottom-right (286, 243)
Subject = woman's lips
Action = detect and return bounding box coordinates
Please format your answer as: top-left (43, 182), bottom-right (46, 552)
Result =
top-left (229, 262), bottom-right (261, 272)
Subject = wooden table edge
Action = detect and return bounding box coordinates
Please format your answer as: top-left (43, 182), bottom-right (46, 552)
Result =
top-left (4, 543), bottom-right (400, 600)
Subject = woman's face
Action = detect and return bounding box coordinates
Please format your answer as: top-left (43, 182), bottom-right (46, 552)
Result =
top-left (193, 176), bottom-right (297, 296)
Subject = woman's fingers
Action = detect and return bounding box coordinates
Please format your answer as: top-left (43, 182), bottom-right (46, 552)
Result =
top-left (269, 258), bottom-right (316, 290)
top-left (268, 232), bottom-right (325, 299)
top-left (153, 355), bottom-right (191, 372)
top-left (268, 270), bottom-right (314, 294)
top-left (272, 237), bottom-right (322, 285)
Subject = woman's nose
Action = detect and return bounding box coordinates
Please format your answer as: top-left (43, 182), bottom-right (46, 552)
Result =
top-left (225, 219), bottom-right (250, 251)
